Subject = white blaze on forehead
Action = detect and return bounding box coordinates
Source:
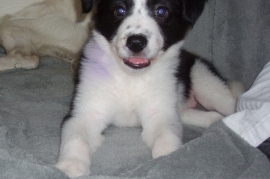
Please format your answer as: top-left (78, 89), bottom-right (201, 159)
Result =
top-left (133, 0), bottom-right (147, 15)
top-left (127, 0), bottom-right (150, 31)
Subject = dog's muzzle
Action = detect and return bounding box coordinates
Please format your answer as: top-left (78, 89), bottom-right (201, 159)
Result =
top-left (124, 35), bottom-right (151, 69)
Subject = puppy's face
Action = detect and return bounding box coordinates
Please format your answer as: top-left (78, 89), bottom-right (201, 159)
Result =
top-left (87, 0), bottom-right (204, 69)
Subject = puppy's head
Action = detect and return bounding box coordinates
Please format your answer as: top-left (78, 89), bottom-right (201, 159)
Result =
top-left (82, 0), bottom-right (207, 69)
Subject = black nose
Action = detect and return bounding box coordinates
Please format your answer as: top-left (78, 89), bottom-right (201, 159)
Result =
top-left (126, 35), bottom-right (147, 53)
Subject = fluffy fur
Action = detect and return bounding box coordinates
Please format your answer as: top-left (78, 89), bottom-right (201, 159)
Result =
top-left (56, 0), bottom-right (242, 177)
top-left (0, 0), bottom-right (92, 71)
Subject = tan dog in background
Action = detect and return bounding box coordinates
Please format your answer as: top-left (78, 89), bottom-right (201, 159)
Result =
top-left (0, 0), bottom-right (92, 71)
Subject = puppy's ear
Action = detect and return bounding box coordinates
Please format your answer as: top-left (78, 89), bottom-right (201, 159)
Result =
top-left (182, 0), bottom-right (207, 25)
top-left (81, 0), bottom-right (97, 13)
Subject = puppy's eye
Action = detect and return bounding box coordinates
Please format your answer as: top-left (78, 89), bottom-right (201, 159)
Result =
top-left (114, 6), bottom-right (126, 18)
top-left (155, 7), bottom-right (169, 18)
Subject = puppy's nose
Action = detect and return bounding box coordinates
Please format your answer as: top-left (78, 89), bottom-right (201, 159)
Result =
top-left (126, 35), bottom-right (147, 53)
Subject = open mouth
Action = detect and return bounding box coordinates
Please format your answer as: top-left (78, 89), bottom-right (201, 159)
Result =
top-left (123, 57), bottom-right (151, 69)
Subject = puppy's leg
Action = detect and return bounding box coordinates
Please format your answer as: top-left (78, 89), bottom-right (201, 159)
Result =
top-left (56, 113), bottom-right (107, 178)
top-left (181, 108), bottom-right (224, 128)
top-left (0, 54), bottom-right (39, 71)
top-left (190, 60), bottom-right (240, 116)
top-left (227, 80), bottom-right (245, 99)
top-left (141, 107), bottom-right (182, 159)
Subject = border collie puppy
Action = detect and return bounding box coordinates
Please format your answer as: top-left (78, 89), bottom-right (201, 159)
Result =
top-left (56, 0), bottom-right (241, 177)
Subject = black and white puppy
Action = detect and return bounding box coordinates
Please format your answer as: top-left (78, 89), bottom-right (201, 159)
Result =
top-left (56, 0), bottom-right (240, 177)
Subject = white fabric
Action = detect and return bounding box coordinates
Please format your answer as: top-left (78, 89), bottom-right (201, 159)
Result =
top-left (223, 62), bottom-right (270, 147)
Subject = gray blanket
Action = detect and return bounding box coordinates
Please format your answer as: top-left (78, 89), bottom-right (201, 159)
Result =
top-left (1, 0), bottom-right (270, 178)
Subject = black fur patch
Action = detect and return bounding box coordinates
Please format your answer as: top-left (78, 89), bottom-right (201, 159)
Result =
top-left (182, 0), bottom-right (208, 25)
top-left (146, 0), bottom-right (190, 50)
top-left (94, 0), bottom-right (134, 41)
top-left (176, 50), bottom-right (196, 99)
top-left (81, 0), bottom-right (97, 13)
top-left (93, 0), bottom-right (207, 47)
top-left (176, 50), bottom-right (225, 99)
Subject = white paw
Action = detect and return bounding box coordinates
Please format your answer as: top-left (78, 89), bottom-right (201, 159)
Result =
top-left (55, 159), bottom-right (90, 178)
top-left (152, 132), bottom-right (181, 159)
top-left (0, 55), bottom-right (39, 71)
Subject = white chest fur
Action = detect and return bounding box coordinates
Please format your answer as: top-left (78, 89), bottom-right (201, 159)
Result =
top-left (75, 32), bottom-right (185, 127)
top-left (56, 32), bottom-right (184, 179)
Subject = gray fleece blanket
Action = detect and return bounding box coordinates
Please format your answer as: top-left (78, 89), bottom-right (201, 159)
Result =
top-left (1, 0), bottom-right (270, 178)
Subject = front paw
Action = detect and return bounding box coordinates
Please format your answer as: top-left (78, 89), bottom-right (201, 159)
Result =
top-left (55, 159), bottom-right (90, 178)
top-left (152, 132), bottom-right (182, 159)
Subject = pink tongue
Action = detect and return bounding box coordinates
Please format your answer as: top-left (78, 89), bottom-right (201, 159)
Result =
top-left (129, 58), bottom-right (148, 64)
top-left (124, 58), bottom-right (151, 69)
